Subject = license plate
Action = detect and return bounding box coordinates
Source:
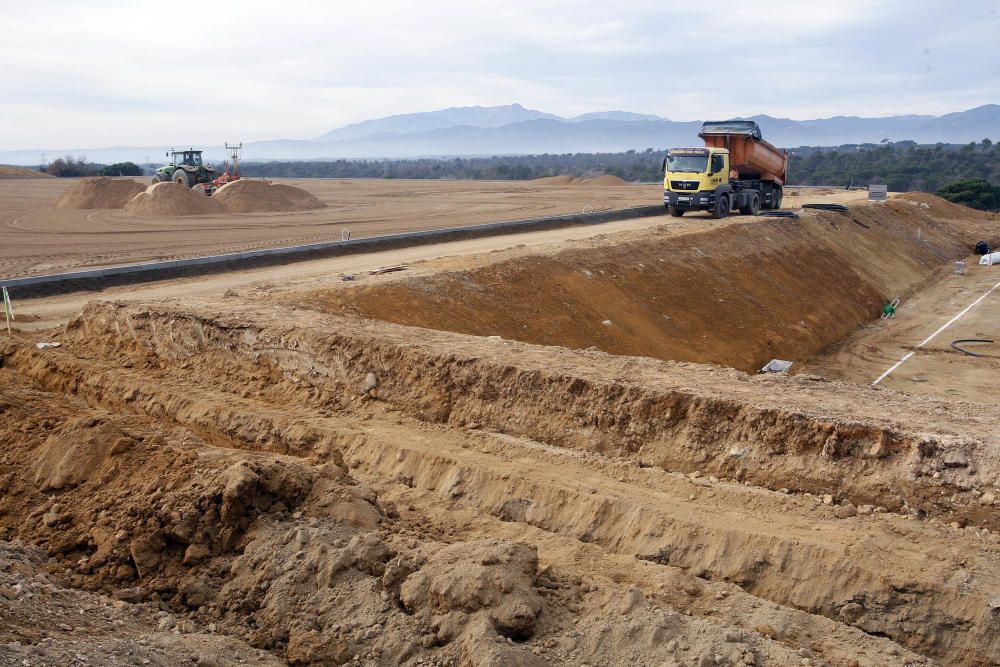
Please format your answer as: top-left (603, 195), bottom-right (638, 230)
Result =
top-left (678, 197), bottom-right (690, 202)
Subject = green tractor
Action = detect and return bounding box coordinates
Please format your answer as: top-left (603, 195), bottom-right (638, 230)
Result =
top-left (153, 148), bottom-right (216, 194)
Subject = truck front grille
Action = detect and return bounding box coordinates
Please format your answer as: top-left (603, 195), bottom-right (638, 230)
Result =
top-left (670, 180), bottom-right (699, 191)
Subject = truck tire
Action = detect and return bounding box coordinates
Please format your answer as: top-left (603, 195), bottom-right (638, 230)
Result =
top-left (173, 169), bottom-right (190, 187)
top-left (711, 195), bottom-right (730, 219)
top-left (669, 206), bottom-right (684, 217)
top-left (740, 193), bottom-right (761, 216)
top-left (772, 187), bottom-right (783, 210)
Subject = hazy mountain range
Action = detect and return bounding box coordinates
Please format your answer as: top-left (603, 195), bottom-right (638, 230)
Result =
top-left (2, 103), bottom-right (998, 166)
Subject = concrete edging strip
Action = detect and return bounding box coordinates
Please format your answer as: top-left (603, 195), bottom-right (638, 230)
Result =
top-left (0, 204), bottom-right (666, 298)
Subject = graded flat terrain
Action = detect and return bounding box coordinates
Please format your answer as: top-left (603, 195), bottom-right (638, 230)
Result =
top-left (0, 178), bottom-right (873, 280)
top-left (0, 178), bottom-right (660, 279)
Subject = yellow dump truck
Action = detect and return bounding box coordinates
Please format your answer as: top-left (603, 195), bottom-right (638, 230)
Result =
top-left (663, 120), bottom-right (788, 218)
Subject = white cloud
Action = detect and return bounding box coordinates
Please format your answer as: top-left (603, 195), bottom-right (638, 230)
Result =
top-left (0, 0), bottom-right (997, 148)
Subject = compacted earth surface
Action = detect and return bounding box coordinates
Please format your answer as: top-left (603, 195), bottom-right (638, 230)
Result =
top-left (2, 188), bottom-right (1000, 666)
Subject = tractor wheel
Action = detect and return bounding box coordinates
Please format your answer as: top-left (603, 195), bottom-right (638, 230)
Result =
top-left (151, 175), bottom-right (162, 185)
top-left (173, 169), bottom-right (190, 187)
top-left (711, 195), bottom-right (730, 219)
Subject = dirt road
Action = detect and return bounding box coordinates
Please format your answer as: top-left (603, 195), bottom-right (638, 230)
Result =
top-left (5, 183), bottom-right (874, 331)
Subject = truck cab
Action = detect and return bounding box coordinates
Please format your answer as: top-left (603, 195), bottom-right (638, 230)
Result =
top-left (663, 120), bottom-right (786, 218)
top-left (663, 148), bottom-right (731, 216)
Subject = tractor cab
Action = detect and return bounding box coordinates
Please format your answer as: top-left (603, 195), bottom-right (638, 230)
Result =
top-left (171, 150), bottom-right (204, 167)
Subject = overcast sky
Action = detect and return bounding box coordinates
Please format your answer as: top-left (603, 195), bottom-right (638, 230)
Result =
top-left (1, 0), bottom-right (998, 149)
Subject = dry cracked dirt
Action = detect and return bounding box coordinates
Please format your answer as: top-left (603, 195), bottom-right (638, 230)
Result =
top-left (2, 191), bottom-right (1000, 666)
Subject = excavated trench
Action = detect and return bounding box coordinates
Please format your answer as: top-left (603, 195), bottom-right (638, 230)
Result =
top-left (292, 195), bottom-right (989, 373)
top-left (3, 194), bottom-right (1000, 665)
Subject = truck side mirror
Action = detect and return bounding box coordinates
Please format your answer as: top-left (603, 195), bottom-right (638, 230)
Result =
top-left (661, 157), bottom-right (667, 171)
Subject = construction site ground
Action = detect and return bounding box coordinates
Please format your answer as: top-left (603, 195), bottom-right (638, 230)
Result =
top-left (803, 259), bottom-right (1000, 403)
top-left (0, 178), bottom-right (863, 280)
top-left (2, 181), bottom-right (1000, 667)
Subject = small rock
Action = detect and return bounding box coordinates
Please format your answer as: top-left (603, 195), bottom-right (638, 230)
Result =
top-left (835, 503), bottom-right (857, 519)
top-left (821, 494), bottom-right (833, 505)
top-left (360, 372), bottom-right (378, 395)
top-left (689, 471), bottom-right (701, 479)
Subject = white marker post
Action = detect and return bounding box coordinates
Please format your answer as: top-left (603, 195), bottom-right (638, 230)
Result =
top-left (2, 287), bottom-right (12, 336)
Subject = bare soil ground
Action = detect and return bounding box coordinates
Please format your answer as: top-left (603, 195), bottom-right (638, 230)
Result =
top-left (803, 254), bottom-right (1000, 403)
top-left (2, 186), bottom-right (999, 666)
top-left (0, 178), bottom-right (661, 279)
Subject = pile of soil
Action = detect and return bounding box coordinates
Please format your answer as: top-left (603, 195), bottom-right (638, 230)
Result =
top-left (53, 177), bottom-right (145, 209)
top-left (0, 165), bottom-right (53, 179)
top-left (529, 175), bottom-right (629, 186)
top-left (212, 179), bottom-right (325, 213)
top-left (530, 175), bottom-right (577, 185)
top-left (122, 182), bottom-right (223, 217)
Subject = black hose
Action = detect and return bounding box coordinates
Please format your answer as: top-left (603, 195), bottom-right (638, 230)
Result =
top-left (950, 339), bottom-right (995, 357)
top-left (757, 211), bottom-right (799, 218)
top-left (802, 203), bottom-right (850, 212)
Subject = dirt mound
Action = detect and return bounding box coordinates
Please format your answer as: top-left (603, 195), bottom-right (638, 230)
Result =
top-left (400, 539), bottom-right (544, 639)
top-left (212, 179), bottom-right (325, 213)
top-left (900, 190), bottom-right (999, 219)
top-left (529, 175), bottom-right (577, 185)
top-left (53, 177), bottom-right (145, 209)
top-left (300, 199), bottom-right (977, 373)
top-left (0, 165), bottom-right (53, 179)
top-left (122, 182), bottom-right (223, 217)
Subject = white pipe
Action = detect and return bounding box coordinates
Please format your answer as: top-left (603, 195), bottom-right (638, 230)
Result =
top-left (872, 277), bottom-right (1000, 385)
top-left (979, 252), bottom-right (1000, 265)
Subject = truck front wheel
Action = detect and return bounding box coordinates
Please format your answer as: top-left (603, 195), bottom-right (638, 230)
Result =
top-left (669, 206), bottom-right (684, 217)
top-left (711, 195), bottom-right (730, 219)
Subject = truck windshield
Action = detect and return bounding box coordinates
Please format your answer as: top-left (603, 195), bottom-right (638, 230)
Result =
top-left (666, 154), bottom-right (707, 173)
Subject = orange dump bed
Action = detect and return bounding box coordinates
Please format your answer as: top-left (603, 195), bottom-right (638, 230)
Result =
top-left (699, 121), bottom-right (787, 185)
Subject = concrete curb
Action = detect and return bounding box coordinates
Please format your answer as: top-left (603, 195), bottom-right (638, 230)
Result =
top-left (1, 204), bottom-right (666, 298)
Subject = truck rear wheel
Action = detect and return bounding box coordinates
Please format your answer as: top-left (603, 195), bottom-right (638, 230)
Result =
top-left (669, 206), bottom-right (684, 217)
top-left (711, 195), bottom-right (730, 219)
top-left (772, 187), bottom-right (783, 210)
top-left (739, 193), bottom-right (761, 215)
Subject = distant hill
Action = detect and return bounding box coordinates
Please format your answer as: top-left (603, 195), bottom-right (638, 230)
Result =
top-left (315, 103), bottom-right (560, 142)
top-left (1, 104), bottom-right (997, 165)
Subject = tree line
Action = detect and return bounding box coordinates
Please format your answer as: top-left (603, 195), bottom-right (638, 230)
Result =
top-left (41, 156), bottom-right (142, 177)
top-left (238, 139), bottom-right (1000, 192)
top-left (32, 140), bottom-right (1000, 210)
